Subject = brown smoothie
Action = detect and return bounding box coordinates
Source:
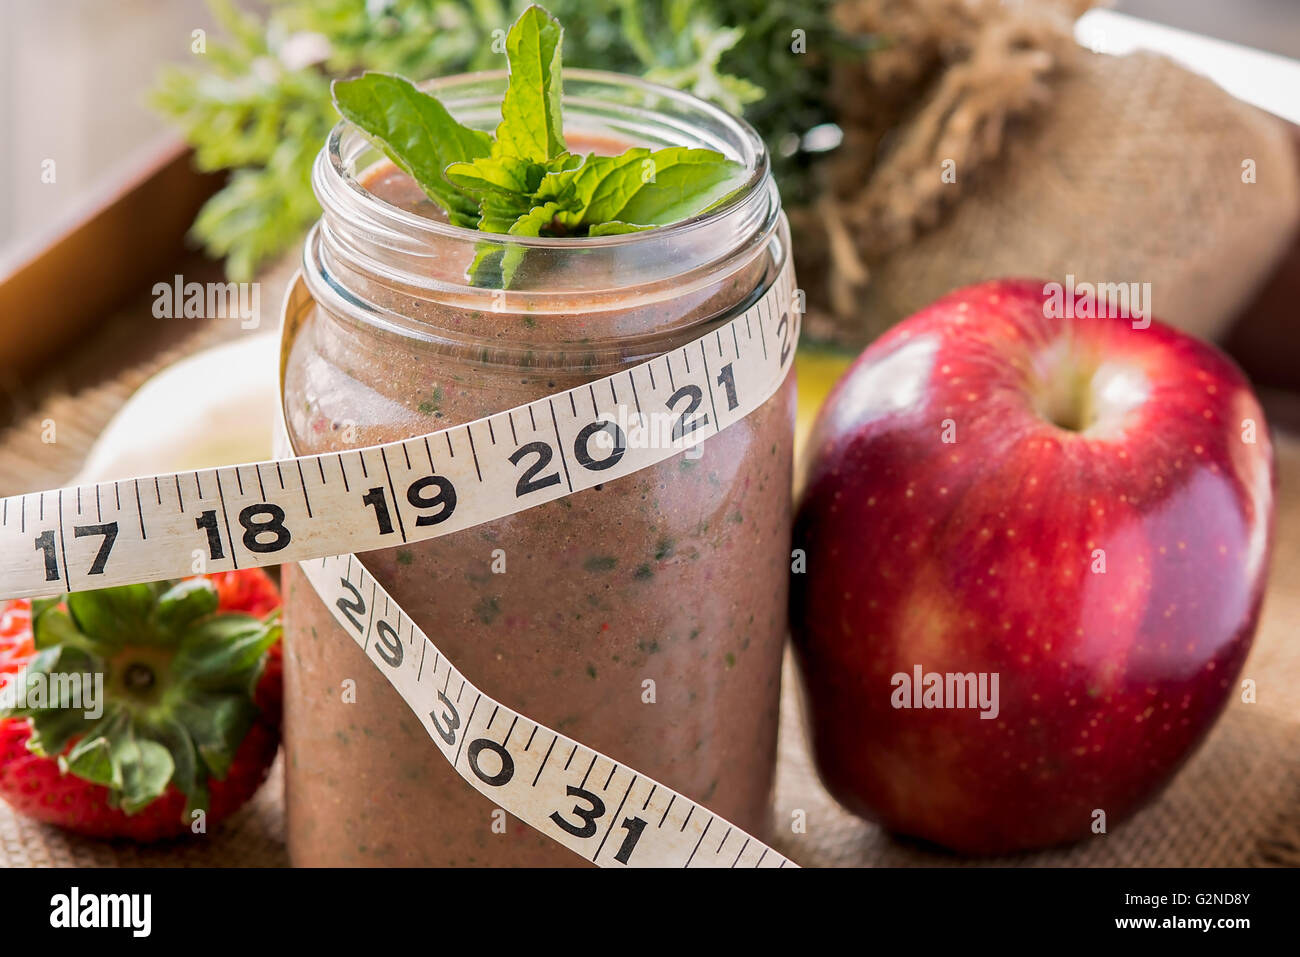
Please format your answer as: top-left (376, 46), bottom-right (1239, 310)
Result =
top-left (281, 142), bottom-right (795, 866)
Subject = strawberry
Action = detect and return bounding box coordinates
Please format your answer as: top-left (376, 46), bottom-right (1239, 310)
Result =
top-left (0, 570), bottom-right (282, 841)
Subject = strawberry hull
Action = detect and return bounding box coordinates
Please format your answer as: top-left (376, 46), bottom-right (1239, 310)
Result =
top-left (790, 279), bottom-right (1276, 854)
top-left (0, 569), bottom-right (283, 841)
top-left (0, 677), bottom-right (279, 841)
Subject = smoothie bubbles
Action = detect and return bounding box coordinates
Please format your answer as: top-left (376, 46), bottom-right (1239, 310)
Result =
top-left (280, 6), bottom-right (795, 865)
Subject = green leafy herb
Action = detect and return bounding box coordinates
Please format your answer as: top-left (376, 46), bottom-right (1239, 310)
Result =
top-left (493, 5), bottom-right (566, 162)
top-left (153, 0), bottom-right (862, 280)
top-left (333, 4), bottom-right (744, 287)
top-left (333, 72), bottom-right (491, 227)
top-left (534, 146), bottom-right (740, 231)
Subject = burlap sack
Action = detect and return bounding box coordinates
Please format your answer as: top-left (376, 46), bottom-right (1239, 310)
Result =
top-left (798, 0), bottom-right (1300, 348)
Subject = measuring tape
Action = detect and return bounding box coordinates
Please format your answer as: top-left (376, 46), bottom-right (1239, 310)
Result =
top-left (0, 257), bottom-right (800, 868)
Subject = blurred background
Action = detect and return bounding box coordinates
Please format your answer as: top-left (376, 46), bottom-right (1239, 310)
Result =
top-left (0, 0), bottom-right (210, 258)
top-left (0, 0), bottom-right (1298, 260)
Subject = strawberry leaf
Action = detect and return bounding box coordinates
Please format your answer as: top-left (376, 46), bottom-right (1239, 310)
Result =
top-left (30, 595), bottom-right (63, 621)
top-left (29, 608), bottom-right (96, 655)
top-left (63, 737), bottom-right (117, 789)
top-left (173, 693), bottom-right (258, 780)
top-left (156, 578), bottom-right (219, 635)
top-left (153, 717), bottom-right (207, 814)
top-left (173, 615), bottom-right (281, 691)
top-left (114, 727), bottom-right (175, 814)
top-left (60, 708), bottom-right (127, 790)
top-left (23, 703), bottom-right (89, 757)
top-left (67, 583), bottom-right (166, 648)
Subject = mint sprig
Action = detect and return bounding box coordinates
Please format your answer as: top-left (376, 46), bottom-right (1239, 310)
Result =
top-left (330, 4), bottom-right (744, 287)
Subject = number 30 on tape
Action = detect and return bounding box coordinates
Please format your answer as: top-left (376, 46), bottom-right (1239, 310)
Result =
top-left (0, 256), bottom-right (801, 868)
top-left (299, 553), bottom-right (796, 868)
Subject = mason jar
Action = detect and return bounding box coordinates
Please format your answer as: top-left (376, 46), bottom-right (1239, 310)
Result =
top-left (280, 69), bottom-right (796, 866)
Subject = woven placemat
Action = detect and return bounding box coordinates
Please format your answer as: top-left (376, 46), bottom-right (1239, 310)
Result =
top-left (0, 270), bottom-right (1296, 867)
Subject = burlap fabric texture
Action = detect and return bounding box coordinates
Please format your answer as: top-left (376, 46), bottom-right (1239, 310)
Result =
top-left (796, 0), bottom-right (1300, 348)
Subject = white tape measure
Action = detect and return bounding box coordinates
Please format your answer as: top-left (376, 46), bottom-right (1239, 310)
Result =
top-left (0, 258), bottom-right (800, 868)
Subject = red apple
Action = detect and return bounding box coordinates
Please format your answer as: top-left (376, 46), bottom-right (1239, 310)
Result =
top-left (790, 279), bottom-right (1275, 854)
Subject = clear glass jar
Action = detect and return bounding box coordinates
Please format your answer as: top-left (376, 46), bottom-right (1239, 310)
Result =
top-left (281, 69), bottom-right (795, 866)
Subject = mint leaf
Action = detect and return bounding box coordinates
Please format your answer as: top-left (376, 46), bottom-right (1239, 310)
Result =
top-left (539, 147), bottom-right (743, 230)
top-left (465, 201), bottom-right (561, 289)
top-left (501, 201), bottom-right (567, 286)
top-left (446, 155), bottom-right (547, 197)
top-left (458, 153), bottom-right (581, 240)
top-left (446, 155), bottom-right (549, 234)
top-left (327, 6), bottom-right (746, 291)
top-left (588, 222), bottom-right (651, 236)
top-left (446, 152), bottom-right (578, 201)
top-left (476, 197), bottom-right (536, 236)
top-left (492, 5), bottom-right (565, 163)
top-left (332, 72), bottom-right (492, 227)
top-left (462, 154), bottom-right (581, 284)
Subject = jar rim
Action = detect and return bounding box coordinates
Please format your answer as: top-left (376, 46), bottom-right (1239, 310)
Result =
top-left (319, 68), bottom-right (771, 250)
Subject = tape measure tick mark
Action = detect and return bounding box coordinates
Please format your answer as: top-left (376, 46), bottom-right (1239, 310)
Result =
top-left (213, 471), bottom-right (238, 569)
top-left (547, 399), bottom-right (574, 493)
top-left (296, 460), bottom-right (313, 518)
top-left (453, 694), bottom-right (481, 765)
top-left (531, 735), bottom-right (556, 785)
top-left (684, 816), bottom-right (711, 867)
top-left (466, 426), bottom-right (482, 482)
top-left (578, 753), bottom-right (597, 789)
top-left (54, 491), bottom-right (71, 591)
